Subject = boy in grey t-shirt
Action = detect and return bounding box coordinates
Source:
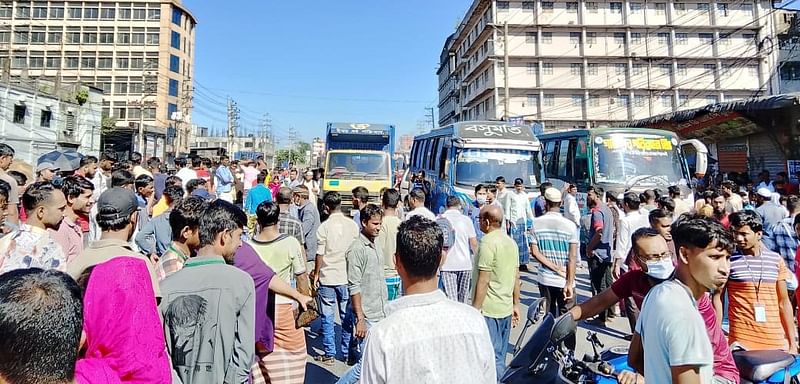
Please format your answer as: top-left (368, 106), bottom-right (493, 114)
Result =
top-left (629, 216), bottom-right (734, 384)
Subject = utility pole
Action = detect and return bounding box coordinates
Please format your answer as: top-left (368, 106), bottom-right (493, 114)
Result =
top-left (425, 107), bottom-right (436, 130)
top-left (227, 97), bottom-right (240, 156)
top-left (137, 61), bottom-right (155, 156)
top-left (174, 76), bottom-right (193, 157)
top-left (260, 113), bottom-right (273, 165)
top-left (503, 22), bottom-right (510, 121)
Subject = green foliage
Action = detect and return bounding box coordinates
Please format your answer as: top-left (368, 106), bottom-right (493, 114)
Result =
top-left (74, 88), bottom-right (89, 105)
top-left (101, 115), bottom-right (117, 134)
top-left (275, 148), bottom-right (304, 166)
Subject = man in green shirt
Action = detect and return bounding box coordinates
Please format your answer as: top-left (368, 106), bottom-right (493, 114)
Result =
top-left (472, 204), bottom-right (521, 379)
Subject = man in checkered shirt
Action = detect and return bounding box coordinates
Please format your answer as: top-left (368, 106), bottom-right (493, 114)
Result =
top-left (276, 186), bottom-right (305, 254)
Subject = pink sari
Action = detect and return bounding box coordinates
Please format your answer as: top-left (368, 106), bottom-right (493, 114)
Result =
top-left (75, 257), bottom-right (172, 384)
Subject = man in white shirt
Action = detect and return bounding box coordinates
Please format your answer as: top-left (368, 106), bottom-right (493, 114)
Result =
top-left (613, 192), bottom-right (650, 278)
top-left (440, 196), bottom-right (478, 303)
top-left (563, 183), bottom-right (581, 228)
top-left (405, 188), bottom-right (435, 221)
top-left (174, 157), bottom-right (197, 191)
top-left (360, 216), bottom-right (496, 384)
top-left (505, 178), bottom-right (534, 270)
top-left (130, 151), bottom-right (152, 178)
top-left (629, 215), bottom-right (733, 384)
top-left (494, 176), bottom-right (510, 211)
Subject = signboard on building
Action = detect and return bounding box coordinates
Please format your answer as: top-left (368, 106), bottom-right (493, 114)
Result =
top-left (788, 160), bottom-right (800, 180)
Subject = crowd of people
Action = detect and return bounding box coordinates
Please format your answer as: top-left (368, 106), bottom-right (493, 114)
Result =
top-left (3, 139), bottom-right (800, 384)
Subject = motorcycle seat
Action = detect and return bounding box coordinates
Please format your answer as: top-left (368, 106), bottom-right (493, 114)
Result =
top-left (733, 350), bottom-right (795, 382)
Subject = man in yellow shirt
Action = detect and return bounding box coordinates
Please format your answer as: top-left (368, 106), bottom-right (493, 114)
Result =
top-left (153, 175), bottom-right (183, 217)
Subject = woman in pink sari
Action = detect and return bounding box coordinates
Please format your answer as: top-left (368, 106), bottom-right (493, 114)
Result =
top-left (268, 174), bottom-right (282, 198)
top-left (75, 257), bottom-right (172, 384)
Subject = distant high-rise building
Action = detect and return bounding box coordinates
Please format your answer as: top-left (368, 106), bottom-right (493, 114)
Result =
top-left (0, 0), bottom-right (196, 158)
top-left (399, 134), bottom-right (413, 153)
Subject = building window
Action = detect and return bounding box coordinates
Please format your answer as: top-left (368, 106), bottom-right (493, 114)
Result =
top-left (587, 63), bottom-right (598, 75)
top-left (629, 2), bottom-right (642, 13)
top-left (588, 96), bottom-right (600, 106)
top-left (170, 55), bottom-right (180, 72)
top-left (747, 64), bottom-right (758, 77)
top-left (84, 7), bottom-right (98, 19)
top-left (46, 57), bottom-right (60, 68)
top-left (655, 3), bottom-right (666, 14)
top-left (570, 63), bottom-right (582, 75)
top-left (146, 33), bottom-right (159, 45)
top-left (675, 33), bottom-right (688, 45)
top-left (572, 95), bottom-right (583, 106)
top-left (81, 57), bottom-right (96, 69)
top-left (697, 3), bottom-right (710, 12)
top-left (618, 95), bottom-right (630, 106)
top-left (172, 7), bottom-right (182, 24)
top-left (13, 105), bottom-right (26, 124)
top-left (542, 32), bottom-right (552, 44)
top-left (615, 63), bottom-right (627, 75)
top-left (68, 7), bottom-right (81, 19)
top-left (527, 62), bottom-right (537, 75)
top-left (17, 6), bottom-right (30, 18)
top-left (132, 8), bottom-right (146, 20)
top-left (542, 2), bottom-right (554, 12)
top-left (115, 82), bottom-right (128, 95)
top-left (674, 2), bottom-right (686, 12)
top-left (610, 2), bottom-right (623, 13)
top-left (527, 94), bottom-right (538, 106)
top-left (717, 3), bottom-right (728, 16)
top-left (523, 1), bottom-right (536, 10)
top-left (14, 31), bottom-right (28, 44)
top-left (169, 79), bottom-right (179, 97)
top-left (526, 32), bottom-right (536, 43)
top-left (47, 32), bottom-right (62, 43)
top-left (148, 9), bottom-right (160, 20)
top-left (677, 64), bottom-right (687, 76)
top-left (0, 5), bottom-right (11, 18)
top-left (100, 8), bottom-right (115, 19)
top-left (65, 57), bottom-right (79, 68)
top-left (100, 33), bottom-right (114, 44)
top-left (719, 33), bottom-right (730, 45)
top-left (741, 3), bottom-right (754, 14)
top-left (634, 95), bottom-right (646, 107)
top-left (657, 32), bottom-right (670, 45)
top-left (497, 1), bottom-right (510, 10)
top-left (171, 31), bottom-right (180, 49)
top-left (678, 95), bottom-right (688, 106)
top-left (632, 63), bottom-right (644, 75)
top-left (586, 2), bottom-right (599, 12)
top-left (29, 57), bottom-right (43, 68)
top-left (586, 32), bottom-right (596, 44)
top-left (33, 6), bottom-right (47, 19)
top-left (567, 2), bottom-right (579, 12)
top-left (40, 110), bottom-right (51, 127)
top-left (705, 95), bottom-right (718, 104)
top-left (83, 33), bottom-right (97, 44)
top-left (704, 63), bottom-right (716, 72)
top-left (543, 94), bottom-right (555, 106)
top-left (98, 57), bottom-right (113, 68)
top-left (0, 32), bottom-right (9, 43)
top-left (613, 32), bottom-right (626, 44)
top-left (130, 58), bottom-right (144, 69)
top-left (30, 32), bottom-right (45, 44)
top-left (570, 32), bottom-right (581, 44)
top-left (661, 95), bottom-right (672, 108)
top-left (659, 63), bottom-right (672, 75)
top-left (743, 33), bottom-right (756, 44)
top-left (117, 33), bottom-right (130, 45)
top-left (542, 63), bottom-right (553, 75)
top-left (113, 107), bottom-right (127, 119)
top-left (117, 58), bottom-right (129, 69)
top-left (129, 82), bottom-right (143, 94)
top-left (167, 103), bottom-right (178, 120)
top-left (699, 33), bottom-right (713, 44)
top-left (66, 32), bottom-right (81, 44)
top-left (49, 7), bottom-right (64, 19)
top-left (631, 32), bottom-right (642, 44)
top-left (119, 8), bottom-right (131, 19)
top-left (131, 33), bottom-right (145, 45)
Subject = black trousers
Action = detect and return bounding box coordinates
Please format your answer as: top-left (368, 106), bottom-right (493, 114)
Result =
top-left (588, 258), bottom-right (614, 322)
top-left (538, 283), bottom-right (576, 350)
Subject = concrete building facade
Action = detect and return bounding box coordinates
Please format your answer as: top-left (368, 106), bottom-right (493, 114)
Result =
top-left (0, 0), bottom-right (196, 158)
top-left (439, 0), bottom-right (783, 130)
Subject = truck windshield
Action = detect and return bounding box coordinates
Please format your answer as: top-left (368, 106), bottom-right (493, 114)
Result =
top-left (326, 152), bottom-right (390, 180)
top-left (455, 148), bottom-right (541, 187)
top-left (595, 133), bottom-right (688, 188)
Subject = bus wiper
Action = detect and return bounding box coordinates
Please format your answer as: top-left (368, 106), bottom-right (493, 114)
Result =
top-left (625, 174), bottom-right (669, 191)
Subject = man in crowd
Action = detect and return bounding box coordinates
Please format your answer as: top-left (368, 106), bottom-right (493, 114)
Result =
top-left (35, 161), bottom-right (59, 184)
top-left (506, 178), bottom-right (535, 271)
top-left (767, 195), bottom-right (800, 276)
top-left (75, 155), bottom-right (98, 181)
top-left (405, 188), bottom-right (435, 221)
top-left (648, 209), bottom-right (676, 260)
top-left (303, 169), bottom-right (320, 205)
top-left (244, 171), bottom-right (273, 216)
top-left (293, 185), bottom-right (320, 264)
top-left (494, 176), bottom-right (510, 211)
top-left (284, 168), bottom-right (301, 189)
top-left (757, 170), bottom-right (775, 192)
top-left (92, 151), bottom-right (116, 197)
top-left (376, 188), bottom-right (403, 300)
top-left (149, 157), bottom-right (166, 202)
top-left (175, 157), bottom-right (197, 191)
top-left (571, 226), bottom-right (739, 384)
top-left (352, 186), bottom-right (370, 228)
top-left (755, 187), bottom-right (787, 235)
top-left (711, 191), bottom-right (730, 229)
top-left (214, 155), bottom-right (235, 203)
top-left (722, 181), bottom-right (743, 214)
top-left (160, 200), bottom-right (255, 383)
top-left (338, 204), bottom-right (388, 384)
top-left (136, 185), bottom-right (184, 258)
top-left (0, 268), bottom-right (84, 384)
top-left (640, 190), bottom-right (657, 212)
top-left (585, 186), bottom-right (615, 325)
top-left (153, 175), bottom-right (183, 218)
top-left (668, 185), bottom-right (691, 217)
top-left (51, 176), bottom-right (94, 263)
top-left (533, 181), bottom-right (553, 217)
top-left (68, 187), bottom-right (160, 298)
top-left (130, 151), bottom-right (151, 178)
top-left (613, 192), bottom-right (650, 278)
top-left (469, 184), bottom-right (490, 241)
top-left (714, 211), bottom-right (797, 352)
top-left (472, 204), bottom-right (520, 379)
top-left (440, 195), bottom-right (478, 303)
top-left (563, 183), bottom-right (581, 228)
top-left (313, 191), bottom-right (360, 365)
top-left (629, 216), bottom-right (735, 384)
top-left (0, 181), bottom-right (67, 273)
top-left (155, 196), bottom-right (207, 281)
top-left (530, 187), bottom-right (578, 349)
top-left (276, 187), bottom-right (305, 248)
top-left (361, 216), bottom-right (496, 383)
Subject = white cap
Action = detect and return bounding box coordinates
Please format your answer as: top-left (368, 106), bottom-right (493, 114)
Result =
top-left (757, 187), bottom-right (772, 198)
top-left (544, 187), bottom-right (562, 203)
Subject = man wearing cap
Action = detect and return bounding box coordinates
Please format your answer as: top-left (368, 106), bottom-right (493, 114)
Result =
top-left (303, 170), bottom-right (320, 206)
top-left (36, 161), bottom-right (60, 184)
top-left (529, 187), bottom-right (578, 349)
top-left (756, 187), bottom-right (788, 235)
top-left (68, 187), bottom-right (160, 298)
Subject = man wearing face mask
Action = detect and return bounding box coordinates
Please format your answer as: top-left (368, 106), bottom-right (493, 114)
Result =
top-left (570, 227), bottom-right (739, 384)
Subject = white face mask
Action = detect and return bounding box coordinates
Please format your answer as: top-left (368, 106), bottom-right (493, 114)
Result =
top-left (644, 259), bottom-right (675, 280)
top-left (476, 196), bottom-right (487, 205)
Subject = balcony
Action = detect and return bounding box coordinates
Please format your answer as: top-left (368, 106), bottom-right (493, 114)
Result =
top-left (56, 129), bottom-right (80, 145)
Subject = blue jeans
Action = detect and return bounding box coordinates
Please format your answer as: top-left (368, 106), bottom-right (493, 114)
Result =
top-left (485, 315), bottom-right (512, 380)
top-left (336, 313), bottom-right (375, 384)
top-left (317, 285), bottom-right (349, 358)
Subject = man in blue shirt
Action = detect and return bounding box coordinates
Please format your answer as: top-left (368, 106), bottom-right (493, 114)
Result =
top-left (244, 172), bottom-right (273, 215)
top-left (214, 155), bottom-right (235, 203)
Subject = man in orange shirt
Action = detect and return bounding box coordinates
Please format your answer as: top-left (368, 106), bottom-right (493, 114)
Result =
top-left (714, 210), bottom-right (797, 352)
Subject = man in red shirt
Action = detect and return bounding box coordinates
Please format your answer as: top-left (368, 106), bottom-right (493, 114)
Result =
top-left (570, 225), bottom-right (739, 384)
top-left (711, 191), bottom-right (731, 229)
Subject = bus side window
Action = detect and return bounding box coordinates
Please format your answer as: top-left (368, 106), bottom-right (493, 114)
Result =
top-left (557, 139), bottom-right (571, 182)
top-left (574, 137), bottom-right (590, 188)
top-left (438, 142), bottom-right (449, 180)
top-left (428, 138), bottom-right (439, 172)
top-left (543, 140), bottom-right (557, 179)
top-left (410, 143), bottom-right (418, 170)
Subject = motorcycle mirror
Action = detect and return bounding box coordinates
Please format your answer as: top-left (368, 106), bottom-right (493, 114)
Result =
top-left (550, 313), bottom-right (577, 344)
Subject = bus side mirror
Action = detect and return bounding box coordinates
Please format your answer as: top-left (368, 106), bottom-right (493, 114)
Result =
top-left (681, 139), bottom-right (708, 178)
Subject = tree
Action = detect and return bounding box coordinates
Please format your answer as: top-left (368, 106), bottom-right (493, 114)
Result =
top-left (101, 115), bottom-right (117, 135)
top-left (275, 149), bottom-right (303, 166)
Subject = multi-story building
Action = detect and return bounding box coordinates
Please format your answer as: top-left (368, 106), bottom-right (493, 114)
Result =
top-left (777, 11), bottom-right (800, 92)
top-left (311, 137), bottom-right (324, 168)
top-left (438, 0), bottom-right (782, 130)
top-left (0, 0), bottom-right (196, 159)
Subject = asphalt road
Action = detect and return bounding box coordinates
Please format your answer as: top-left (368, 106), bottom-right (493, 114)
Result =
top-left (302, 262), bottom-right (633, 383)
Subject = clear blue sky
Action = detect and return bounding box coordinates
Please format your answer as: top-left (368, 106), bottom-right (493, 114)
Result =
top-left (184, 0), bottom-right (472, 147)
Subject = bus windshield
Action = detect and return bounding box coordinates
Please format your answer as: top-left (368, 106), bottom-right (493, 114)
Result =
top-left (455, 148), bottom-right (541, 187)
top-left (595, 133), bottom-right (688, 188)
top-left (326, 152), bottom-right (390, 180)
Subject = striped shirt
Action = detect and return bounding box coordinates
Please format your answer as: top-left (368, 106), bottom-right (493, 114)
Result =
top-left (531, 212), bottom-right (578, 288)
top-left (727, 246), bottom-right (791, 350)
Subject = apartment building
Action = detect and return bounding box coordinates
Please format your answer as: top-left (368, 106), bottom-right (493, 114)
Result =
top-left (777, 11), bottom-right (800, 92)
top-left (0, 0), bottom-right (196, 159)
top-left (438, 0), bottom-right (783, 130)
